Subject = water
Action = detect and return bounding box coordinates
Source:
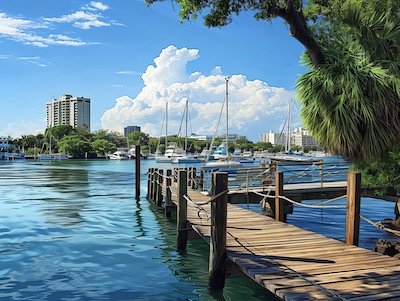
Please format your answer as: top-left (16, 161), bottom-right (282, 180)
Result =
top-left (0, 160), bottom-right (276, 301)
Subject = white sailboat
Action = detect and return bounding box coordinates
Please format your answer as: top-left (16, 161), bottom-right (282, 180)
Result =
top-left (155, 101), bottom-right (186, 163)
top-left (172, 98), bottom-right (204, 164)
top-left (202, 77), bottom-right (240, 171)
top-left (270, 99), bottom-right (314, 163)
top-left (38, 130), bottom-right (69, 161)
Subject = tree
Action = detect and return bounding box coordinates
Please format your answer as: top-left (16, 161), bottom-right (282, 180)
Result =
top-left (47, 125), bottom-right (74, 141)
top-left (58, 135), bottom-right (92, 159)
top-left (91, 139), bottom-right (116, 156)
top-left (146, 0), bottom-right (326, 65)
top-left (145, 0), bottom-right (400, 162)
top-left (298, 5), bottom-right (400, 161)
top-left (127, 132), bottom-right (149, 147)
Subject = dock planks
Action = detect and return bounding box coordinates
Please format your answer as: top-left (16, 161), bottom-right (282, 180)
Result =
top-left (172, 186), bottom-right (400, 301)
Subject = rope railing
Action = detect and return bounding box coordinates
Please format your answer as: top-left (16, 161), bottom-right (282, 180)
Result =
top-left (183, 194), bottom-right (211, 220)
top-left (252, 190), bottom-right (348, 209)
top-left (360, 215), bottom-right (400, 237)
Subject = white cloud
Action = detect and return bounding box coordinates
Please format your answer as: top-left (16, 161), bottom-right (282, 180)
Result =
top-left (44, 11), bottom-right (112, 30)
top-left (0, 2), bottom-right (121, 46)
top-left (0, 12), bottom-right (89, 47)
top-left (85, 1), bottom-right (109, 11)
top-left (101, 45), bottom-right (298, 141)
top-left (0, 120), bottom-right (45, 138)
top-left (117, 70), bottom-right (142, 75)
top-left (17, 56), bottom-right (47, 67)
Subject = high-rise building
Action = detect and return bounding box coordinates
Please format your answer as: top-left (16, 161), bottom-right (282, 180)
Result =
top-left (260, 131), bottom-right (287, 146)
top-left (46, 94), bottom-right (90, 132)
top-left (260, 128), bottom-right (318, 148)
top-left (124, 125), bottom-right (141, 137)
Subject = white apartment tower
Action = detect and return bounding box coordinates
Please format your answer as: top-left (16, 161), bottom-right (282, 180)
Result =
top-left (46, 94), bottom-right (91, 132)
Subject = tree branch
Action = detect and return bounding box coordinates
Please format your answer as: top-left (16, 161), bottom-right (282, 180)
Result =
top-left (270, 2), bottom-right (325, 66)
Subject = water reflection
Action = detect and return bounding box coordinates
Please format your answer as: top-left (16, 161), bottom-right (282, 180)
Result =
top-left (147, 202), bottom-right (278, 301)
top-left (0, 160), bottom-right (278, 301)
top-left (41, 165), bottom-right (89, 226)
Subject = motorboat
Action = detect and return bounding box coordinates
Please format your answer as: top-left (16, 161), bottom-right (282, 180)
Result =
top-left (107, 151), bottom-right (129, 160)
top-left (172, 154), bottom-right (205, 164)
top-left (155, 143), bottom-right (185, 163)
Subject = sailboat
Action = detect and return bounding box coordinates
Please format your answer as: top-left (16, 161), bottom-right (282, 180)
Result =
top-left (202, 77), bottom-right (241, 171)
top-left (172, 99), bottom-right (204, 164)
top-left (270, 99), bottom-right (313, 163)
top-left (38, 129), bottom-right (69, 161)
top-left (155, 101), bottom-right (185, 163)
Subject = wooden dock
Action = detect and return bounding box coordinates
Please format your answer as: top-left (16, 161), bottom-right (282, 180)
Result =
top-left (146, 167), bottom-right (400, 300)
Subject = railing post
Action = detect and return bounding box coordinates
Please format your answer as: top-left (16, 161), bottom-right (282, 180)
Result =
top-left (165, 169), bottom-right (173, 218)
top-left (177, 169), bottom-right (188, 251)
top-left (318, 160), bottom-right (324, 188)
top-left (135, 145), bottom-right (141, 199)
top-left (275, 171), bottom-right (285, 222)
top-left (156, 169), bottom-right (164, 206)
top-left (147, 168), bottom-right (153, 199)
top-left (200, 170), bottom-right (204, 190)
top-left (150, 168), bottom-right (156, 202)
top-left (191, 167), bottom-right (197, 189)
top-left (270, 161), bottom-right (277, 179)
top-left (346, 171), bottom-right (361, 246)
top-left (209, 172), bottom-right (228, 291)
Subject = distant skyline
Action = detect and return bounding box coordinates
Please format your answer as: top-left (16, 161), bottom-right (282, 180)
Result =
top-left (0, 1), bottom-right (306, 141)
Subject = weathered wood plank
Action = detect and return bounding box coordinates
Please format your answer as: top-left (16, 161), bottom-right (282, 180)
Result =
top-left (167, 183), bottom-right (400, 301)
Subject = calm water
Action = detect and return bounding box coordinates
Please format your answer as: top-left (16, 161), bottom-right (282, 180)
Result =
top-left (0, 160), bottom-right (276, 301)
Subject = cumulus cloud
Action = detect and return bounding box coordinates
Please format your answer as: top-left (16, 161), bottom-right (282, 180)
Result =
top-left (101, 45), bottom-right (298, 141)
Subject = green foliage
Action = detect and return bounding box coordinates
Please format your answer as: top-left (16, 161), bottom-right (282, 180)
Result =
top-left (253, 142), bottom-right (272, 151)
top-left (127, 132), bottom-right (149, 147)
top-left (355, 149), bottom-right (400, 195)
top-left (148, 137), bottom-right (159, 154)
top-left (297, 6), bottom-right (400, 161)
top-left (25, 147), bottom-right (41, 156)
top-left (91, 139), bottom-right (116, 156)
top-left (58, 135), bottom-right (92, 159)
top-left (47, 125), bottom-right (74, 141)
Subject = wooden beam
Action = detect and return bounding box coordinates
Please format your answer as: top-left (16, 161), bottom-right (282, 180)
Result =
top-left (177, 169), bottom-right (188, 251)
top-left (275, 172), bottom-right (285, 222)
top-left (135, 145), bottom-right (140, 199)
top-left (209, 172), bottom-right (228, 291)
top-left (345, 171), bottom-right (361, 246)
top-left (164, 169), bottom-right (173, 218)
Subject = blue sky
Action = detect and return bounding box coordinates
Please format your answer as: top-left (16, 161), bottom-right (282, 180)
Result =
top-left (0, 1), bottom-right (307, 140)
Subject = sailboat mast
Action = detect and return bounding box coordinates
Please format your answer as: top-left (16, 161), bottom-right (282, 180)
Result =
top-left (165, 101), bottom-right (168, 150)
top-left (286, 99), bottom-right (292, 152)
top-left (185, 99), bottom-right (188, 151)
top-left (225, 77), bottom-right (229, 152)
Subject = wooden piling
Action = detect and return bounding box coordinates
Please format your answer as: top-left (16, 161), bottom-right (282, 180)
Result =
top-left (135, 145), bottom-right (141, 199)
top-left (164, 169), bottom-right (173, 218)
top-left (345, 171), bottom-right (361, 246)
top-left (209, 172), bottom-right (228, 291)
top-left (151, 168), bottom-right (158, 203)
top-left (191, 168), bottom-right (197, 189)
top-left (177, 169), bottom-right (188, 251)
top-left (275, 171), bottom-right (285, 222)
top-left (147, 168), bottom-right (153, 199)
top-left (156, 169), bottom-right (163, 206)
